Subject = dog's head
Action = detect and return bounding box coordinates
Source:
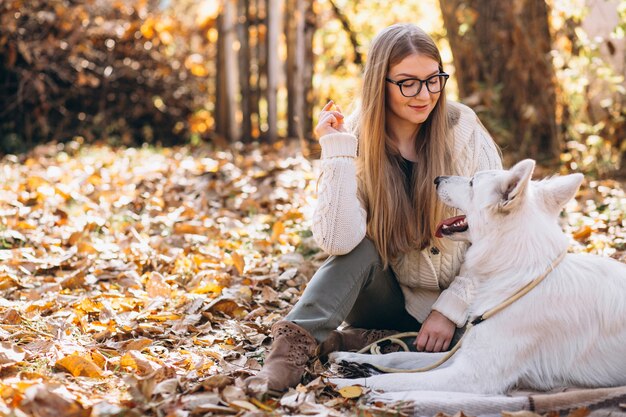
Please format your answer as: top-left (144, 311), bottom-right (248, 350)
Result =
top-left (434, 159), bottom-right (583, 243)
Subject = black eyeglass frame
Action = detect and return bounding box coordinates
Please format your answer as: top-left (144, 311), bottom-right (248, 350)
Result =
top-left (385, 72), bottom-right (450, 97)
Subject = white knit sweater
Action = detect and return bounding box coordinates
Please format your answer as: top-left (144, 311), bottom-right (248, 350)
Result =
top-left (312, 101), bottom-right (502, 327)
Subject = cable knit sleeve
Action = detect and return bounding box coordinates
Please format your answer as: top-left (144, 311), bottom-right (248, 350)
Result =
top-left (311, 132), bottom-right (367, 255)
top-left (431, 115), bottom-right (502, 326)
top-left (432, 273), bottom-right (475, 326)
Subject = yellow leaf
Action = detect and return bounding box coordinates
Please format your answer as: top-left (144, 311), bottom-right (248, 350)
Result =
top-left (191, 281), bottom-right (223, 294)
top-left (249, 398), bottom-right (274, 411)
top-left (229, 400), bottom-right (258, 411)
top-left (76, 298), bottom-right (102, 313)
top-left (337, 385), bottom-right (364, 398)
top-left (56, 353), bottom-right (104, 378)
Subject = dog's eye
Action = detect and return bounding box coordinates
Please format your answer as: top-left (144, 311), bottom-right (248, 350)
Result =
top-left (469, 178), bottom-right (474, 187)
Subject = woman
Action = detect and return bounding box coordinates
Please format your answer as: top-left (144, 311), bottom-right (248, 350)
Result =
top-left (245, 23), bottom-right (502, 393)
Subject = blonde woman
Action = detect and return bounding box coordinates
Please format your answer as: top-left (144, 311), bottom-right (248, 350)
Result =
top-left (245, 23), bottom-right (501, 393)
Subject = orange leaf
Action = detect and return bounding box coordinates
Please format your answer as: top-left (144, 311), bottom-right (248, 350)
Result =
top-left (122, 338), bottom-right (153, 352)
top-left (572, 225), bottom-right (592, 241)
top-left (120, 351), bottom-right (160, 375)
top-left (271, 221), bottom-right (285, 243)
top-left (231, 252), bottom-right (245, 275)
top-left (56, 353), bottom-right (104, 378)
top-left (146, 272), bottom-right (172, 298)
top-left (208, 298), bottom-right (246, 318)
top-left (146, 313), bottom-right (181, 321)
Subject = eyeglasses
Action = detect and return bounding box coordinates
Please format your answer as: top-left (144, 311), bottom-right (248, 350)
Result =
top-left (385, 73), bottom-right (449, 97)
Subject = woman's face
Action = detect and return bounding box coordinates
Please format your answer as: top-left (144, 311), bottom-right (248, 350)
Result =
top-left (385, 53), bottom-right (442, 130)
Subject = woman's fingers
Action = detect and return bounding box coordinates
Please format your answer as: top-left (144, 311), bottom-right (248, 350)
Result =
top-left (414, 333), bottom-right (427, 351)
top-left (442, 338), bottom-right (451, 352)
top-left (433, 339), bottom-right (445, 353)
top-left (425, 336), bottom-right (437, 352)
top-left (332, 111), bottom-right (344, 120)
top-left (315, 101), bottom-right (346, 137)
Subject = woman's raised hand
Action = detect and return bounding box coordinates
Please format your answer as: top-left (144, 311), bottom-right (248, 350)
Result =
top-left (314, 100), bottom-right (346, 138)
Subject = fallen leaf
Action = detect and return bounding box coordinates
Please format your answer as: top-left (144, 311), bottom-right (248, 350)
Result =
top-left (120, 351), bottom-right (160, 375)
top-left (146, 271), bottom-right (172, 298)
top-left (572, 225), bottom-right (592, 241)
top-left (229, 400), bottom-right (259, 411)
top-left (337, 385), bottom-right (364, 399)
top-left (0, 342), bottom-right (26, 366)
top-left (271, 221), bottom-right (285, 243)
top-left (231, 251), bottom-right (245, 275)
top-left (566, 408), bottom-right (590, 417)
top-left (121, 338), bottom-right (153, 352)
top-left (56, 353), bottom-right (104, 378)
top-left (250, 397), bottom-right (275, 411)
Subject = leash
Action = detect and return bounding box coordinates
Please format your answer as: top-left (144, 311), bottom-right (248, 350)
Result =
top-left (357, 250), bottom-right (568, 373)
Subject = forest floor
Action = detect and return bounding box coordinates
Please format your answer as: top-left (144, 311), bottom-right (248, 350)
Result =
top-left (0, 141), bottom-right (624, 416)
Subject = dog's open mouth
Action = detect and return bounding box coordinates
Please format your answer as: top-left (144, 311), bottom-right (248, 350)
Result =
top-left (435, 215), bottom-right (468, 238)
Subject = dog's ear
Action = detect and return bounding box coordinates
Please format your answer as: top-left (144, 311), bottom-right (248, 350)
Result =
top-left (498, 159), bottom-right (535, 211)
top-left (543, 173), bottom-right (584, 212)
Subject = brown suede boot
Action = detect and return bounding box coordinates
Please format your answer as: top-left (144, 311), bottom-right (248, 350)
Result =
top-left (317, 326), bottom-right (400, 361)
top-left (244, 320), bottom-right (317, 394)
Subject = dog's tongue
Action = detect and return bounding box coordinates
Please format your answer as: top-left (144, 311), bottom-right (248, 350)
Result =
top-left (435, 215), bottom-right (467, 238)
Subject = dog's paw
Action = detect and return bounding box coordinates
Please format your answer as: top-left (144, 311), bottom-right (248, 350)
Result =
top-left (328, 358), bottom-right (380, 378)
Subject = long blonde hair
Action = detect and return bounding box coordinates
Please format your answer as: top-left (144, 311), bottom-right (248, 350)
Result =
top-left (355, 24), bottom-right (454, 267)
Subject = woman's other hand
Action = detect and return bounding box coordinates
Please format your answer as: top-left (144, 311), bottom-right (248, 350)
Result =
top-left (414, 310), bottom-right (455, 352)
top-left (315, 100), bottom-right (346, 138)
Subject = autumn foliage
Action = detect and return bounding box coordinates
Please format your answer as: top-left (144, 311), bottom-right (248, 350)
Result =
top-left (0, 140), bottom-right (624, 415)
top-left (0, 0), bottom-right (212, 154)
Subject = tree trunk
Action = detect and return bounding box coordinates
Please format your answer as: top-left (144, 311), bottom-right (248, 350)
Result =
top-left (266, 0), bottom-right (282, 142)
top-left (303, 0), bottom-right (316, 141)
top-left (238, 0), bottom-right (252, 141)
top-left (440, 0), bottom-right (559, 163)
top-left (285, 0), bottom-right (305, 138)
top-left (216, 0), bottom-right (240, 141)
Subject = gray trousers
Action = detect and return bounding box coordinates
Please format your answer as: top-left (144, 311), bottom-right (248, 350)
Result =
top-left (286, 238), bottom-right (421, 342)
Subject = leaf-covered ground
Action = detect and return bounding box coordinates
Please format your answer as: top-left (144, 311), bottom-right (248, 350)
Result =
top-left (0, 141), bottom-right (624, 417)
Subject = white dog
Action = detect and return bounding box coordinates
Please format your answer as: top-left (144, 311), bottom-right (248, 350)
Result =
top-left (330, 159), bottom-right (626, 394)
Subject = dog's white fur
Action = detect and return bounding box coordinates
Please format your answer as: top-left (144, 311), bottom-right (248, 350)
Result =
top-left (329, 160), bottom-right (626, 394)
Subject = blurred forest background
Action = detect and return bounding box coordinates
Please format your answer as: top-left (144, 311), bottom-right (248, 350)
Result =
top-left (0, 2), bottom-right (625, 414)
top-left (0, 0), bottom-right (625, 176)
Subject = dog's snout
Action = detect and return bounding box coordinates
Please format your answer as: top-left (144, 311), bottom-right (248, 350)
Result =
top-left (434, 176), bottom-right (448, 188)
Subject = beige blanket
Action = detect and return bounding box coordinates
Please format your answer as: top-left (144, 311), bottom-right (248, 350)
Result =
top-left (368, 386), bottom-right (626, 416)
